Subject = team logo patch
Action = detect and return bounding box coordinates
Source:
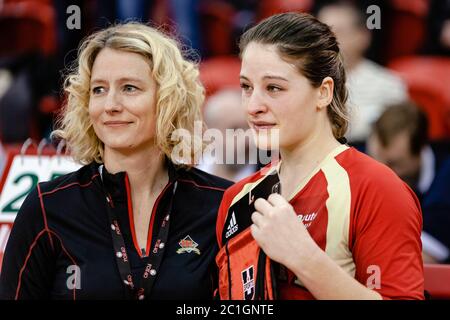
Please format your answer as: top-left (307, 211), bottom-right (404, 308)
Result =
top-left (241, 266), bottom-right (255, 300)
top-left (176, 235), bottom-right (201, 255)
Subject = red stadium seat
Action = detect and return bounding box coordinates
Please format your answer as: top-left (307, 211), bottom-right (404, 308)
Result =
top-left (0, 1), bottom-right (57, 57)
top-left (3, 0), bottom-right (52, 4)
top-left (388, 56), bottom-right (450, 139)
top-left (424, 264), bottom-right (450, 299)
top-left (199, 1), bottom-right (235, 57)
top-left (199, 56), bottom-right (241, 98)
top-left (383, 0), bottom-right (428, 62)
top-left (257, 0), bottom-right (313, 20)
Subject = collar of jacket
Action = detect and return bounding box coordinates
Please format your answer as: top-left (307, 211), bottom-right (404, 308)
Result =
top-left (92, 157), bottom-right (180, 204)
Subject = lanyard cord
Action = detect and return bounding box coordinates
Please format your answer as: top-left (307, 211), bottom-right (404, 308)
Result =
top-left (100, 165), bottom-right (178, 300)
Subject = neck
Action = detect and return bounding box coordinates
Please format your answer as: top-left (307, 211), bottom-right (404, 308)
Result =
top-left (280, 138), bottom-right (340, 175)
top-left (103, 143), bottom-right (168, 194)
top-left (212, 163), bottom-right (249, 182)
top-left (278, 121), bottom-right (341, 197)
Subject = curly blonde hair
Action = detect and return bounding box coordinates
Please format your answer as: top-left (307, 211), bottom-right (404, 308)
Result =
top-left (53, 22), bottom-right (205, 165)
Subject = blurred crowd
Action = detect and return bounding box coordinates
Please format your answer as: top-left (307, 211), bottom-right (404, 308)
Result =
top-left (0, 0), bottom-right (449, 263)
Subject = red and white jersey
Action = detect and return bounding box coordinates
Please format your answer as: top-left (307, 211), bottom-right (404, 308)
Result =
top-left (216, 145), bottom-right (424, 299)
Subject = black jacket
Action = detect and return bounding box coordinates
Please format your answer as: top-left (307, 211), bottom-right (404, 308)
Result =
top-left (0, 161), bottom-right (232, 299)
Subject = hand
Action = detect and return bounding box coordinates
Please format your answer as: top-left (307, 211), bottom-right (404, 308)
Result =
top-left (251, 193), bottom-right (319, 270)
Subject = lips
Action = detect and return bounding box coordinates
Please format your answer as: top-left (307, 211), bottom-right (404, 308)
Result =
top-left (250, 120), bottom-right (277, 130)
top-left (104, 120), bottom-right (132, 127)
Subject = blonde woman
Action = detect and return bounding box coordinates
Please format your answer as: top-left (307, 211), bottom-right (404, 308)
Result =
top-left (0, 23), bottom-right (231, 300)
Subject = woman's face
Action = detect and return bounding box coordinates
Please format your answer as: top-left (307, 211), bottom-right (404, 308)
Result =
top-left (89, 48), bottom-right (158, 154)
top-left (240, 43), bottom-right (322, 151)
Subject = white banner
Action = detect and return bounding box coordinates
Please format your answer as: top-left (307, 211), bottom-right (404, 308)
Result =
top-left (0, 155), bottom-right (81, 222)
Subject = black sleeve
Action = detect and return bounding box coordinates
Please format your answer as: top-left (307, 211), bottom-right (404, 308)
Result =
top-left (0, 186), bottom-right (56, 299)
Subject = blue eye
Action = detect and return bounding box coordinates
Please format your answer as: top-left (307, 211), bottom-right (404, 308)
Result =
top-left (92, 87), bottom-right (105, 95)
top-left (124, 85), bottom-right (138, 92)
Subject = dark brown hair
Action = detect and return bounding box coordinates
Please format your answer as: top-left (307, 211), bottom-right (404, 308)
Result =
top-left (373, 101), bottom-right (429, 156)
top-left (239, 12), bottom-right (349, 139)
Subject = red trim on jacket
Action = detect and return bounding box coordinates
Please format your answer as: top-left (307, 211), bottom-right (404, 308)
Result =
top-left (40, 173), bottom-right (100, 197)
top-left (124, 175), bottom-right (142, 257)
top-left (145, 182), bottom-right (172, 257)
top-left (15, 229), bottom-right (47, 300)
top-left (178, 179), bottom-right (227, 192)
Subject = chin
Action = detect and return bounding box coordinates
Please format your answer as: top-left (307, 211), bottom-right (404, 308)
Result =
top-left (104, 140), bottom-right (136, 151)
top-left (252, 130), bottom-right (280, 150)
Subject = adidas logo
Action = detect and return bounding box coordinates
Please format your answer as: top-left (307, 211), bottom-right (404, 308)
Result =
top-left (225, 211), bottom-right (239, 239)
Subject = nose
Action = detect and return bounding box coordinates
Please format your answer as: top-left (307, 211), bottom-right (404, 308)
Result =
top-left (104, 89), bottom-right (123, 114)
top-left (245, 89), bottom-right (268, 117)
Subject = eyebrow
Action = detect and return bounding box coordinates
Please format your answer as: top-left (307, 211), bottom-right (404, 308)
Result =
top-left (90, 77), bottom-right (145, 85)
top-left (240, 74), bottom-right (289, 82)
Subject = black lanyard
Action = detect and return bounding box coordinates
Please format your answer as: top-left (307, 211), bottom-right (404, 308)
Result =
top-left (100, 166), bottom-right (177, 300)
